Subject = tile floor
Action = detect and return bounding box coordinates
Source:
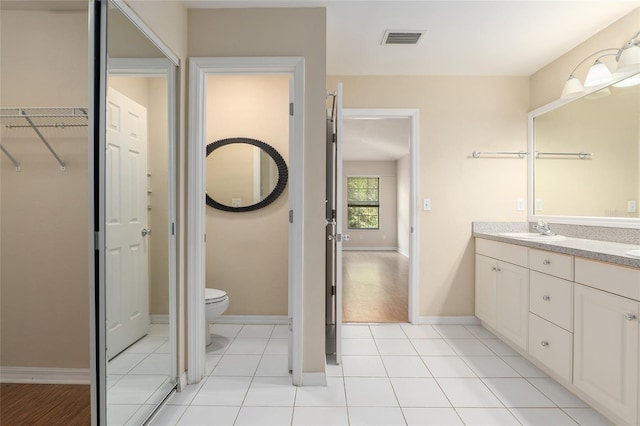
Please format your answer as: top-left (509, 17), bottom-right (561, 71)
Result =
top-left (150, 323), bottom-right (613, 426)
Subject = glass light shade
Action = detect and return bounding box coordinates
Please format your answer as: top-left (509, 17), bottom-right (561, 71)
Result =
top-left (615, 44), bottom-right (640, 75)
top-left (560, 76), bottom-right (584, 99)
top-left (584, 60), bottom-right (613, 87)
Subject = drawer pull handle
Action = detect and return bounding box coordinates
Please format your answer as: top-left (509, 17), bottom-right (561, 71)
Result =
top-left (542, 295), bottom-right (550, 301)
top-left (625, 314), bottom-right (637, 321)
top-left (543, 259), bottom-right (551, 265)
top-left (541, 341), bottom-right (549, 347)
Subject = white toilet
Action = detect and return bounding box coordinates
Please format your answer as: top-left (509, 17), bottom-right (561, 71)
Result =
top-left (205, 288), bottom-right (230, 346)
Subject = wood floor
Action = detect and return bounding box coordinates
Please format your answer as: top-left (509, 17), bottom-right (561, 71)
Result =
top-left (342, 250), bottom-right (409, 323)
top-left (0, 384), bottom-right (91, 425)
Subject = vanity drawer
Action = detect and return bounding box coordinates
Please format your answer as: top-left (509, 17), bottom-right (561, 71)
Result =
top-left (530, 271), bottom-right (573, 331)
top-left (528, 313), bottom-right (573, 383)
top-left (575, 258), bottom-right (640, 302)
top-left (476, 239), bottom-right (528, 267)
top-left (529, 249), bottom-right (573, 281)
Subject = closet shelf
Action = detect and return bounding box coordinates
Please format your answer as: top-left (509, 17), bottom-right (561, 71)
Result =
top-left (0, 107), bottom-right (88, 171)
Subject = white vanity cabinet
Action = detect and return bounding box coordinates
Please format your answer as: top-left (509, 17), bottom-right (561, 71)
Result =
top-left (573, 259), bottom-right (640, 426)
top-left (475, 239), bottom-right (529, 350)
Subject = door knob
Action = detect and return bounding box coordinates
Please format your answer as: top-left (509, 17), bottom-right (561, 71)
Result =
top-left (141, 228), bottom-right (152, 237)
top-left (625, 313), bottom-right (637, 321)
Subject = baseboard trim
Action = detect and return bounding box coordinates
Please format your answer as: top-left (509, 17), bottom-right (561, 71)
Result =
top-left (178, 372), bottom-right (188, 391)
top-left (151, 314), bottom-right (169, 324)
top-left (301, 372), bottom-right (327, 386)
top-left (0, 367), bottom-right (90, 384)
top-left (343, 247), bottom-right (398, 252)
top-left (414, 316), bottom-right (480, 325)
top-left (215, 315), bottom-right (288, 325)
top-left (397, 248), bottom-right (409, 257)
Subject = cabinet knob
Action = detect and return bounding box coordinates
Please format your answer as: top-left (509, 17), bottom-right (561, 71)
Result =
top-left (625, 313), bottom-right (637, 321)
top-left (540, 341), bottom-right (549, 347)
top-left (542, 295), bottom-right (550, 301)
top-left (496, 267), bottom-right (501, 272)
top-left (543, 259), bottom-right (551, 265)
top-left (491, 267), bottom-right (497, 271)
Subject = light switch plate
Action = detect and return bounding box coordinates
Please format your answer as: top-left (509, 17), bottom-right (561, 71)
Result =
top-left (423, 198), bottom-right (431, 211)
top-left (628, 200), bottom-right (637, 213)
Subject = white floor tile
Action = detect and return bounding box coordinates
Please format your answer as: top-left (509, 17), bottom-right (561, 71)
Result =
top-left (483, 378), bottom-right (555, 407)
top-left (243, 376), bottom-right (296, 407)
top-left (412, 339), bottom-right (456, 356)
top-left (108, 353), bottom-right (147, 375)
top-left (436, 378), bottom-right (503, 408)
top-left (292, 406), bottom-right (349, 426)
top-left (402, 407), bottom-right (463, 425)
top-left (125, 336), bottom-right (168, 354)
top-left (225, 338), bottom-right (269, 355)
top-left (509, 408), bottom-right (579, 425)
top-left (342, 356), bottom-right (387, 377)
top-left (154, 341), bottom-right (170, 354)
top-left (370, 325), bottom-right (407, 339)
top-left (148, 404), bottom-right (186, 426)
top-left (175, 406), bottom-right (239, 426)
top-left (210, 323), bottom-right (243, 338)
top-left (563, 408), bottom-right (615, 426)
top-left (190, 376), bottom-right (252, 406)
top-left (382, 356), bottom-right (431, 378)
top-left (129, 354), bottom-right (171, 375)
top-left (390, 377), bottom-right (450, 407)
top-left (325, 357), bottom-right (343, 377)
top-left (464, 325), bottom-right (497, 339)
top-left (167, 382), bottom-right (204, 406)
top-left (264, 338), bottom-right (288, 355)
top-left (455, 408), bottom-right (521, 425)
top-left (234, 406), bottom-right (293, 426)
top-left (211, 354), bottom-right (261, 377)
top-left (206, 337), bottom-right (233, 355)
top-left (400, 324), bottom-right (441, 339)
top-left (237, 324), bottom-right (275, 338)
top-left (446, 339), bottom-right (495, 356)
top-left (271, 324), bottom-right (289, 338)
top-left (344, 377), bottom-right (399, 407)
top-left (342, 325), bottom-right (373, 339)
top-left (106, 404), bottom-right (141, 426)
top-left (376, 339), bottom-right (418, 356)
top-left (482, 339), bottom-right (519, 356)
top-left (126, 405), bottom-right (160, 426)
top-left (433, 324), bottom-right (475, 339)
top-left (295, 377), bottom-right (346, 407)
top-left (107, 374), bottom-right (122, 390)
top-left (341, 338), bottom-right (379, 355)
top-left (205, 354), bottom-right (223, 376)
top-left (348, 407), bottom-right (406, 426)
top-left (255, 355), bottom-right (291, 377)
top-left (460, 356), bottom-right (521, 378)
top-left (107, 375), bottom-right (168, 405)
top-left (147, 324), bottom-right (170, 337)
top-left (500, 356), bottom-right (548, 378)
top-left (421, 356), bottom-right (477, 378)
top-left (528, 378), bottom-right (588, 408)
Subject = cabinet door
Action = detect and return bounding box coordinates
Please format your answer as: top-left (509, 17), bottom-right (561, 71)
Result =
top-left (475, 254), bottom-right (497, 327)
top-left (496, 261), bottom-right (529, 350)
top-left (574, 284), bottom-right (639, 425)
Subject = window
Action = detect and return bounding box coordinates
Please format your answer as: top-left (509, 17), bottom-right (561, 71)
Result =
top-left (347, 177), bottom-right (379, 229)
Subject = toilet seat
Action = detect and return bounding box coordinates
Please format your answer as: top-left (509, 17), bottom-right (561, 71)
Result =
top-left (206, 288), bottom-right (228, 304)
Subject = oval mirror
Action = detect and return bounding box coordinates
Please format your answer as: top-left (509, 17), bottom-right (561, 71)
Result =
top-left (206, 137), bottom-right (288, 212)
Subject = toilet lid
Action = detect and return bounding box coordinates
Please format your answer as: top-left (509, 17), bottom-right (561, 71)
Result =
top-left (205, 288), bottom-right (227, 303)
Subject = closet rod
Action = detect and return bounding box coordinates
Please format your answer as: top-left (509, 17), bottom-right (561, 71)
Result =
top-left (536, 151), bottom-right (592, 159)
top-left (472, 151), bottom-right (527, 158)
top-left (0, 144), bottom-right (20, 171)
top-left (21, 110), bottom-right (66, 170)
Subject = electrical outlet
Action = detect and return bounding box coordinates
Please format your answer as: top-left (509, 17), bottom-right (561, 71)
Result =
top-left (628, 200), bottom-right (637, 213)
top-left (535, 199), bottom-right (543, 211)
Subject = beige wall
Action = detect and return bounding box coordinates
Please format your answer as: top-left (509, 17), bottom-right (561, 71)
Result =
top-left (397, 155), bottom-right (410, 257)
top-left (328, 75), bottom-right (529, 317)
top-left (0, 10), bottom-right (90, 368)
top-left (343, 161), bottom-right (398, 250)
top-left (205, 75), bottom-right (289, 316)
top-left (188, 8), bottom-right (327, 372)
top-left (529, 8), bottom-right (640, 110)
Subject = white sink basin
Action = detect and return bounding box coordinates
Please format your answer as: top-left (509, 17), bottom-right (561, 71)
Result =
top-left (498, 232), bottom-right (566, 242)
top-left (627, 249), bottom-right (640, 259)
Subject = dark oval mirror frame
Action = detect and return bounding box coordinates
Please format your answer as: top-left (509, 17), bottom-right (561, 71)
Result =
top-left (206, 137), bottom-right (288, 212)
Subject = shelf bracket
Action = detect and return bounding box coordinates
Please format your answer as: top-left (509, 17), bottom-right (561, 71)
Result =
top-left (0, 143), bottom-right (21, 171)
top-left (21, 109), bottom-right (66, 171)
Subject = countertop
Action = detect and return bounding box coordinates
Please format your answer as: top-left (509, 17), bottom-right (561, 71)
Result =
top-left (473, 231), bottom-right (640, 269)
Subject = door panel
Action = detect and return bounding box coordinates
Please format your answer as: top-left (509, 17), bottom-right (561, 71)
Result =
top-left (106, 87), bottom-right (150, 359)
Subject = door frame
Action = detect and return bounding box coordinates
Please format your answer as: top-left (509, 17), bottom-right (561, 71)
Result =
top-left (341, 108), bottom-right (420, 323)
top-left (187, 57), bottom-right (305, 385)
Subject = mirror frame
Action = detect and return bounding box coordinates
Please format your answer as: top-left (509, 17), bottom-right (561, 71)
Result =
top-left (205, 137), bottom-right (288, 212)
top-left (528, 70), bottom-right (640, 229)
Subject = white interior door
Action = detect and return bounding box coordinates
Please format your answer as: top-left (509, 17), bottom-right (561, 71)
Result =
top-left (105, 87), bottom-right (150, 360)
top-left (335, 83), bottom-right (344, 363)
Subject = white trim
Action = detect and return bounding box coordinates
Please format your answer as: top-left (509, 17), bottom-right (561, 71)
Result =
top-left (343, 246), bottom-right (398, 251)
top-left (188, 57), bottom-right (305, 387)
top-left (342, 108), bottom-right (420, 324)
top-left (1, 367), bottom-right (90, 384)
top-left (151, 314), bottom-right (170, 324)
top-left (215, 315), bottom-right (289, 325)
top-left (178, 372), bottom-right (188, 391)
top-left (301, 372), bottom-right (327, 386)
top-left (415, 316), bottom-right (481, 325)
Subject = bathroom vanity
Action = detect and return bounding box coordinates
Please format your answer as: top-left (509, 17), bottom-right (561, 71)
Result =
top-left (473, 225), bottom-right (640, 426)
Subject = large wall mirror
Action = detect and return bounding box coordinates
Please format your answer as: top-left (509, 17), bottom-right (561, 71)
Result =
top-left (97, 1), bottom-right (179, 424)
top-left (529, 72), bottom-right (640, 227)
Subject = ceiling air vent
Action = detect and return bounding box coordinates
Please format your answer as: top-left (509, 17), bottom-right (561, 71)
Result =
top-left (382, 30), bottom-right (424, 45)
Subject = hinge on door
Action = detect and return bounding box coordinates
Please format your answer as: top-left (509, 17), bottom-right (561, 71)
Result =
top-left (331, 209), bottom-right (336, 220)
top-left (289, 103), bottom-right (294, 116)
top-left (288, 317), bottom-right (293, 332)
top-left (331, 285), bottom-right (336, 296)
top-left (332, 133), bottom-right (336, 143)
top-left (289, 210), bottom-right (294, 223)
top-left (171, 222), bottom-right (175, 236)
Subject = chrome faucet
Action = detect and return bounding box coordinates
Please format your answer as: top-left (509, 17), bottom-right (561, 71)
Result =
top-left (534, 219), bottom-right (556, 236)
